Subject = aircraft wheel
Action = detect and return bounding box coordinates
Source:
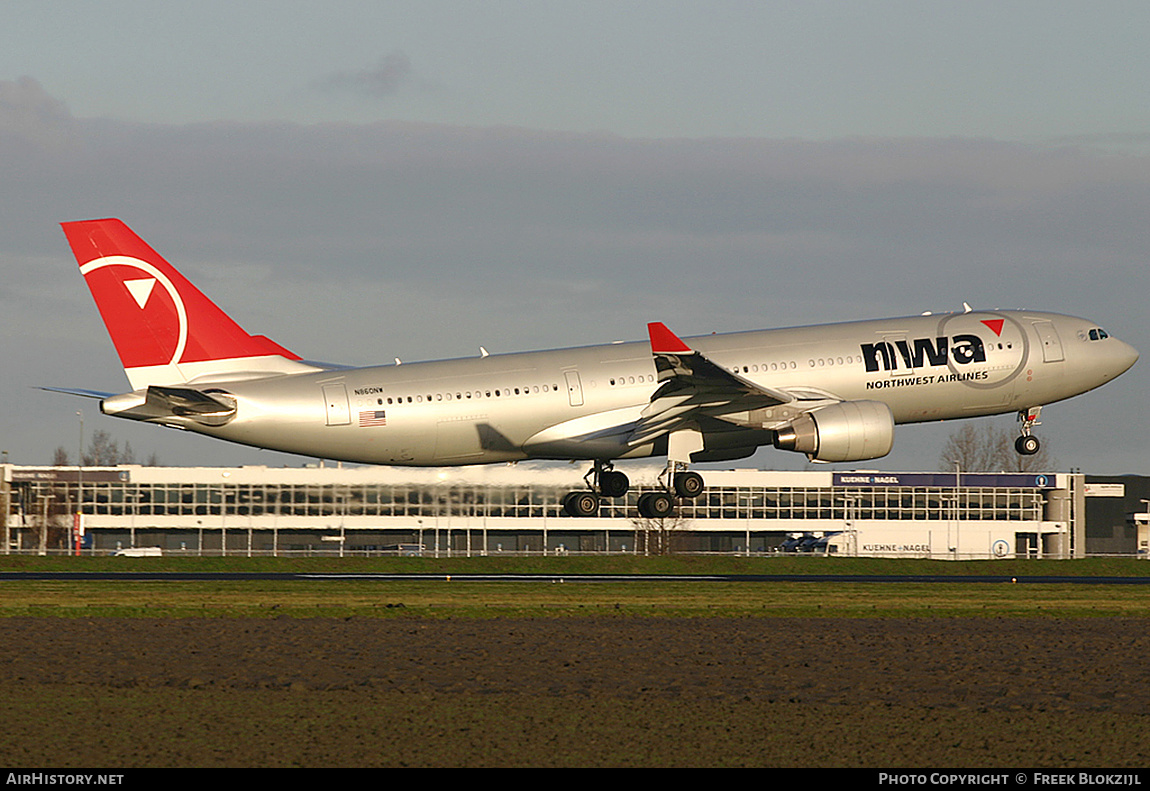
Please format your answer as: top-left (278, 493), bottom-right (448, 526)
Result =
top-left (637, 491), bottom-right (674, 519)
top-left (1015, 435), bottom-right (1041, 456)
top-left (673, 471), bottom-right (704, 499)
top-left (599, 470), bottom-right (630, 499)
top-left (637, 493), bottom-right (653, 518)
top-left (563, 491), bottom-right (600, 517)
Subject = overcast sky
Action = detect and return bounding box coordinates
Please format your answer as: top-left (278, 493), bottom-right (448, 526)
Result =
top-left (1, 1), bottom-right (1147, 475)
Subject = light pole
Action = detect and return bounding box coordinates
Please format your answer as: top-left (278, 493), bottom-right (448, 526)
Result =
top-left (75, 411), bottom-right (83, 555)
top-left (1, 457), bottom-right (9, 556)
top-left (843, 494), bottom-right (858, 557)
top-left (39, 493), bottom-right (53, 556)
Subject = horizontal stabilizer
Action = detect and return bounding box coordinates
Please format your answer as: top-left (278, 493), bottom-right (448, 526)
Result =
top-left (40, 386), bottom-right (117, 400)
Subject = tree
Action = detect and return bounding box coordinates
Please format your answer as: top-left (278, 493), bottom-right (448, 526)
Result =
top-left (81, 430), bottom-right (136, 466)
top-left (51, 434), bottom-right (155, 467)
top-left (938, 420), bottom-right (1058, 473)
top-left (629, 511), bottom-right (690, 555)
top-left (938, 422), bottom-right (1004, 472)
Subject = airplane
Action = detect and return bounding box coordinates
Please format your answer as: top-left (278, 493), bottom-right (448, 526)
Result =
top-left (53, 218), bottom-right (1139, 518)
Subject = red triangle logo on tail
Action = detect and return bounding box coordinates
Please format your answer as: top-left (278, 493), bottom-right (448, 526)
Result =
top-left (981, 319), bottom-right (1005, 337)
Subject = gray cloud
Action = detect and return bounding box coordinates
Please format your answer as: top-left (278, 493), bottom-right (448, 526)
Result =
top-left (314, 51), bottom-right (419, 98)
top-left (1, 78), bottom-right (1146, 471)
top-left (0, 75), bottom-right (79, 155)
top-left (0, 76), bottom-right (70, 130)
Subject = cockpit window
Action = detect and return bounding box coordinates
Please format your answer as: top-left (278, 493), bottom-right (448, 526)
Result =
top-left (1088, 328), bottom-right (1110, 341)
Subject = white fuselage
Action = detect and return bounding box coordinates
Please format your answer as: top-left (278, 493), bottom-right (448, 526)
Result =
top-left (152, 309), bottom-right (1136, 466)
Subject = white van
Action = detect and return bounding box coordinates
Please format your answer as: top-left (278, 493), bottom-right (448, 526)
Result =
top-left (113, 547), bottom-right (163, 557)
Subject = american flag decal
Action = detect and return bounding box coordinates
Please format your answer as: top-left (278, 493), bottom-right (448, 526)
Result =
top-left (359, 410), bottom-right (387, 427)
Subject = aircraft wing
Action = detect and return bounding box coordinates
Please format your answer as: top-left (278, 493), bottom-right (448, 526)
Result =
top-left (627, 323), bottom-right (797, 446)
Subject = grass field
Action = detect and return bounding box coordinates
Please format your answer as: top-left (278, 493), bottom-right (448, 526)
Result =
top-left (5, 555), bottom-right (1149, 767)
top-left (3, 555), bottom-right (1148, 619)
top-left (4, 552), bottom-right (1150, 576)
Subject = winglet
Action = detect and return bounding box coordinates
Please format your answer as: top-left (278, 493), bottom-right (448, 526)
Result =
top-left (647, 322), bottom-right (693, 354)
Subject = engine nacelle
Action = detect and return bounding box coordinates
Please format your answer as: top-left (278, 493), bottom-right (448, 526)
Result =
top-left (773, 400), bottom-right (895, 462)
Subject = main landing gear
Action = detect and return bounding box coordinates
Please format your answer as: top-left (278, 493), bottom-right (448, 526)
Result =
top-left (561, 460), bottom-right (706, 518)
top-left (634, 463), bottom-right (705, 518)
top-left (562, 460), bottom-right (629, 517)
top-left (1015, 406), bottom-right (1042, 456)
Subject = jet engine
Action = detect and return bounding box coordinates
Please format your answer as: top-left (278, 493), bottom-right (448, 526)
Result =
top-left (773, 400), bottom-right (894, 462)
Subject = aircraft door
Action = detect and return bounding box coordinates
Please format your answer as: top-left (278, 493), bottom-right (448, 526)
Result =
top-left (322, 383), bottom-right (351, 426)
top-left (564, 370), bottom-right (584, 407)
top-left (1033, 321), bottom-right (1065, 363)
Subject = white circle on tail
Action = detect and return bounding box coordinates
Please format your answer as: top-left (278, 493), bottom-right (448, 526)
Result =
top-left (79, 255), bottom-right (188, 369)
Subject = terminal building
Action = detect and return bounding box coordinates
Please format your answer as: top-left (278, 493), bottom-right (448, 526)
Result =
top-left (4, 462), bottom-right (1136, 559)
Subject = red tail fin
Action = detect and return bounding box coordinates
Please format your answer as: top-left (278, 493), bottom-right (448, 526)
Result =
top-left (62, 218), bottom-right (305, 389)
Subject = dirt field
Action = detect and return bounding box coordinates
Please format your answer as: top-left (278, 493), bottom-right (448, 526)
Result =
top-left (2, 616), bottom-right (1148, 767)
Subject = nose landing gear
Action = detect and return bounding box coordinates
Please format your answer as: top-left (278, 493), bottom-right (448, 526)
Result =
top-left (1015, 407), bottom-right (1042, 455)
